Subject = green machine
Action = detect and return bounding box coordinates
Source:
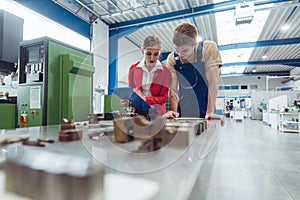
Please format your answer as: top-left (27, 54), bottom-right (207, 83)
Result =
top-left (17, 37), bottom-right (94, 127)
top-left (0, 102), bottom-right (17, 129)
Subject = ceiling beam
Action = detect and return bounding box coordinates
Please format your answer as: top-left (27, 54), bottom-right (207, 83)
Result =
top-left (222, 59), bottom-right (300, 67)
top-left (160, 40), bottom-right (300, 61)
top-left (220, 71), bottom-right (290, 77)
top-left (218, 38), bottom-right (300, 50)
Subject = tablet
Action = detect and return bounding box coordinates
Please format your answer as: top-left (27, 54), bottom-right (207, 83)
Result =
top-left (112, 87), bottom-right (151, 110)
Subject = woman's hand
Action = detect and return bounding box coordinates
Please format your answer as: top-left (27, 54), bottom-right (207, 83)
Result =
top-left (133, 88), bottom-right (146, 101)
top-left (163, 111), bottom-right (179, 119)
top-left (120, 99), bottom-right (131, 107)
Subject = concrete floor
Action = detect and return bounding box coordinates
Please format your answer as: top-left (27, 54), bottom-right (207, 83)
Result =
top-left (205, 118), bottom-right (300, 200)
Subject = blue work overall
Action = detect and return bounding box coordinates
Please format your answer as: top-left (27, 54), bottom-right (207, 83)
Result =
top-left (174, 42), bottom-right (208, 118)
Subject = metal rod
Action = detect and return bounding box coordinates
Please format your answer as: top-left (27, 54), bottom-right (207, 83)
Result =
top-left (103, 2), bottom-right (164, 19)
top-left (75, 0), bottom-right (100, 17)
top-left (266, 75), bottom-right (269, 125)
top-left (91, 0), bottom-right (111, 15)
top-left (108, 0), bottom-right (122, 12)
top-left (52, 0), bottom-right (90, 23)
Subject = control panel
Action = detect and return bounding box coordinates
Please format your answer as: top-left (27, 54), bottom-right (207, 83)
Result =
top-left (19, 42), bottom-right (45, 84)
top-left (18, 41), bottom-right (45, 127)
top-left (17, 84), bottom-right (43, 127)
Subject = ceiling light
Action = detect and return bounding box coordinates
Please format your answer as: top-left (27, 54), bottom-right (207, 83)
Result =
top-left (234, 1), bottom-right (254, 25)
top-left (281, 25), bottom-right (290, 31)
top-left (262, 55), bottom-right (268, 59)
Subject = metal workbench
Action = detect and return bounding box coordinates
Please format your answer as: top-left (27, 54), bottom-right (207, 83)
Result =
top-left (0, 119), bottom-right (222, 200)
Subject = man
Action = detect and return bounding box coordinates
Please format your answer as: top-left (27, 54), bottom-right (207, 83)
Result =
top-left (165, 22), bottom-right (224, 126)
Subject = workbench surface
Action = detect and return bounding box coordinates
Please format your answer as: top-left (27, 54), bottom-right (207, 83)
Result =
top-left (0, 119), bottom-right (222, 200)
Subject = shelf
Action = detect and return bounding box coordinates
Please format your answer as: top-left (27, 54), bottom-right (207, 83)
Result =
top-left (279, 128), bottom-right (299, 133)
top-left (281, 112), bottom-right (300, 114)
top-left (279, 112), bottom-right (300, 133)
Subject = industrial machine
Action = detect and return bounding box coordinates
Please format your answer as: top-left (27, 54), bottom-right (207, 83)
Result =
top-left (0, 10), bottom-right (23, 129)
top-left (17, 37), bottom-right (94, 127)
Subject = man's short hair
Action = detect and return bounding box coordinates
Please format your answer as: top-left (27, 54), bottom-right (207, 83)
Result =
top-left (173, 22), bottom-right (197, 46)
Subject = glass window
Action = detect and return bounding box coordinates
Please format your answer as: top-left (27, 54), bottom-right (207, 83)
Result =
top-left (1, 0), bottom-right (90, 51)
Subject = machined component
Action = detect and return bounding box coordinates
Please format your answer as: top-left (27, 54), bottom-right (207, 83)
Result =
top-left (59, 118), bottom-right (82, 141)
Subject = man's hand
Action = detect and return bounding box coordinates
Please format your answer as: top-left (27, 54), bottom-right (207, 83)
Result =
top-left (205, 112), bottom-right (225, 126)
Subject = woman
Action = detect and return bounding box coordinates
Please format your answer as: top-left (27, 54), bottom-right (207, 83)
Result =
top-left (128, 36), bottom-right (171, 120)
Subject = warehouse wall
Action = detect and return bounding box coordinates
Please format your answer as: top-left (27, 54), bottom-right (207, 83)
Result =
top-left (286, 80), bottom-right (300, 91)
top-left (221, 76), bottom-right (284, 91)
top-left (283, 68), bottom-right (300, 90)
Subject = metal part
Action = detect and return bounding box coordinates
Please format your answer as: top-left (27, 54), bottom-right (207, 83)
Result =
top-left (88, 113), bottom-right (99, 124)
top-left (59, 129), bottom-right (83, 141)
top-left (59, 118), bottom-right (82, 141)
top-left (4, 149), bottom-right (104, 200)
top-left (113, 115), bottom-right (164, 143)
top-left (0, 134), bottom-right (30, 145)
top-left (22, 140), bottom-right (45, 147)
top-left (37, 138), bottom-right (55, 143)
top-left (111, 116), bottom-right (207, 152)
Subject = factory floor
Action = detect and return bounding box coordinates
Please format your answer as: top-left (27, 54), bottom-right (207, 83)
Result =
top-left (204, 118), bottom-right (300, 200)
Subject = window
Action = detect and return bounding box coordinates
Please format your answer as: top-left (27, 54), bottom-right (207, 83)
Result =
top-left (219, 85), bottom-right (239, 90)
top-left (250, 85), bottom-right (258, 89)
top-left (1, 0), bottom-right (90, 51)
top-left (221, 85), bottom-right (230, 90)
top-left (231, 85), bottom-right (239, 90)
top-left (241, 85), bottom-right (248, 89)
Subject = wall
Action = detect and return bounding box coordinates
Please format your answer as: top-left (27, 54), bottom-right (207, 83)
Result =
top-left (91, 27), bottom-right (144, 113)
top-left (218, 75), bottom-right (291, 118)
top-left (91, 19), bottom-right (109, 113)
top-left (220, 75), bottom-right (284, 91)
top-left (281, 68), bottom-right (300, 90)
top-left (117, 38), bottom-right (142, 86)
top-left (90, 31), bottom-right (143, 113)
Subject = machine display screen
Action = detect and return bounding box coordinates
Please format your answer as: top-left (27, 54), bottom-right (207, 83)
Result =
top-left (27, 47), bottom-right (40, 63)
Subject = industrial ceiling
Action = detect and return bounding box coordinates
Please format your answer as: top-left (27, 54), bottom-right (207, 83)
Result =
top-left (14, 0), bottom-right (300, 77)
